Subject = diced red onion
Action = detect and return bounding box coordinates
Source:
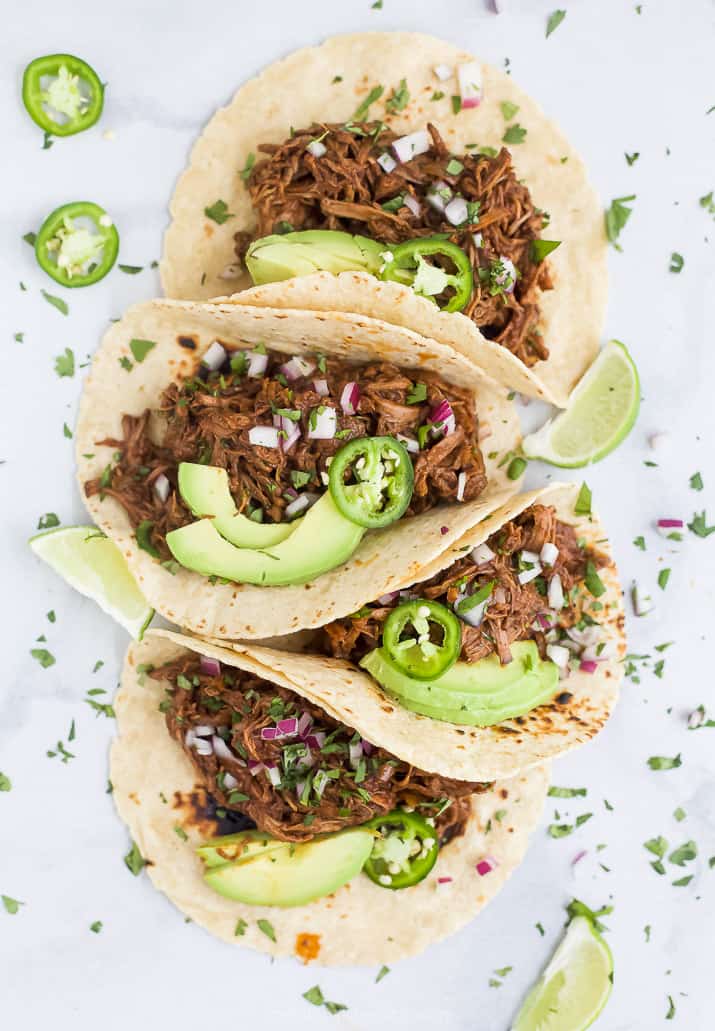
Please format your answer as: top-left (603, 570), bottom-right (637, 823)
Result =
top-left (193, 725), bottom-right (214, 738)
top-left (547, 574), bottom-right (565, 610)
top-left (285, 494), bottom-right (310, 519)
top-left (396, 432), bottom-right (420, 454)
top-left (572, 850), bottom-right (588, 866)
top-left (546, 643), bottom-right (570, 668)
top-left (377, 151), bottom-right (397, 174)
top-left (378, 590), bottom-right (400, 605)
top-left (308, 406), bottom-right (337, 440)
top-left (295, 780), bottom-right (307, 800)
top-left (656, 518), bottom-right (684, 537)
top-left (340, 381), bottom-right (361, 414)
top-left (279, 356), bottom-right (315, 381)
top-left (534, 612), bottom-right (556, 632)
top-left (362, 741), bottom-right (374, 756)
top-left (456, 471), bottom-right (467, 502)
top-left (247, 351), bottom-right (268, 378)
top-left (307, 140), bottom-right (326, 158)
top-left (248, 760), bottom-right (264, 777)
top-left (475, 855), bottom-right (498, 876)
top-left (457, 60), bottom-right (483, 109)
top-left (544, 628), bottom-right (560, 644)
top-left (249, 425), bottom-right (281, 449)
top-left (260, 727), bottom-right (278, 740)
top-left (632, 581), bottom-right (654, 617)
top-left (471, 542), bottom-right (496, 565)
top-left (433, 63), bottom-right (453, 81)
top-left (200, 655), bottom-right (221, 677)
top-left (283, 486), bottom-right (299, 502)
top-left (540, 542), bottom-right (559, 566)
top-left (153, 473), bottom-right (170, 504)
top-left (518, 562), bottom-right (543, 585)
top-left (265, 764), bottom-right (281, 787)
top-left (276, 717), bottom-right (299, 738)
top-left (297, 712), bottom-right (314, 738)
top-left (436, 876), bottom-right (454, 886)
top-left (222, 772), bottom-right (239, 790)
top-left (440, 526), bottom-right (449, 535)
top-left (579, 660), bottom-right (598, 674)
top-left (403, 193), bottom-right (422, 217)
top-left (212, 735), bottom-right (234, 761)
top-left (349, 740), bottom-right (363, 769)
top-left (429, 399), bottom-right (456, 436)
top-left (566, 625), bottom-right (601, 648)
top-left (201, 340), bottom-right (227, 371)
top-left (445, 196), bottom-right (468, 226)
top-left (304, 732), bottom-right (326, 751)
top-left (298, 748), bottom-right (315, 771)
top-left (313, 378), bottom-right (330, 396)
top-left (392, 129), bottom-right (431, 163)
top-left (281, 425), bottom-right (302, 453)
top-left (426, 180), bottom-right (451, 214)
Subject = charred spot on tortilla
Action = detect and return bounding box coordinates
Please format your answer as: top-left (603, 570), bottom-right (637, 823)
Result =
top-left (178, 335), bottom-right (198, 350)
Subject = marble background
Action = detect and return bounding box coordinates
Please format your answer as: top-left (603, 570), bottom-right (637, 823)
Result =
top-left (2, 0), bottom-right (715, 1027)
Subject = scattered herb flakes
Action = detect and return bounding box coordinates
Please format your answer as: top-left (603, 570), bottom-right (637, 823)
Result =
top-left (669, 252), bottom-right (684, 273)
top-left (669, 840), bottom-right (697, 867)
top-left (332, 75), bottom-right (343, 84)
top-left (303, 986), bottom-right (325, 1006)
top-left (688, 704), bottom-right (715, 730)
top-left (135, 520), bottom-right (160, 558)
top-left (386, 78), bottom-right (409, 114)
top-left (546, 9), bottom-right (566, 37)
top-left (93, 659), bottom-right (104, 673)
top-left (239, 154), bottom-right (256, 181)
top-left (451, 95), bottom-right (462, 115)
top-left (234, 918), bottom-right (247, 936)
top-left (31, 647), bottom-right (55, 668)
top-left (666, 996), bottom-right (676, 1020)
top-left (173, 824), bottom-right (188, 842)
top-left (548, 786), bottom-right (587, 798)
top-left (644, 836), bottom-right (668, 860)
top-left (353, 84), bottom-right (384, 121)
top-left (644, 924), bottom-right (651, 942)
top-left (129, 338), bottom-right (156, 363)
top-left (118, 263), bottom-right (143, 274)
top-left (0, 773), bottom-right (11, 792)
top-left (41, 289), bottom-right (69, 315)
top-left (118, 356), bottom-right (133, 372)
top-left (584, 561), bottom-right (606, 598)
top-left (700, 191), bottom-right (715, 218)
top-left (63, 422), bottom-right (73, 439)
top-left (690, 471), bottom-right (703, 491)
top-left (502, 123), bottom-right (527, 145)
top-left (84, 693), bottom-right (115, 719)
top-left (54, 347), bottom-right (75, 378)
top-left (90, 921), bottom-right (103, 933)
top-left (535, 922), bottom-right (545, 936)
top-left (672, 875), bottom-right (693, 887)
top-left (548, 823), bottom-right (574, 838)
top-left (14, 332), bottom-right (24, 343)
top-left (257, 918), bottom-right (276, 942)
top-left (625, 151), bottom-right (640, 166)
top-left (123, 841), bottom-right (146, 876)
top-left (371, 0), bottom-right (383, 8)
top-left (633, 535), bottom-right (646, 551)
top-left (657, 568), bottom-right (671, 590)
top-left (37, 512), bottom-right (60, 529)
top-left (2, 895), bottom-right (23, 915)
top-left (605, 195), bottom-right (636, 249)
top-left (430, 90), bottom-right (445, 102)
top-left (500, 100), bottom-right (520, 121)
top-left (647, 754), bottom-right (682, 771)
top-left (23, 231), bottom-right (37, 246)
top-left (375, 965), bottom-right (390, 983)
top-left (204, 199), bottom-right (234, 224)
top-left (574, 482), bottom-right (592, 516)
top-left (688, 511), bottom-right (715, 538)
top-left (530, 239), bottom-right (561, 262)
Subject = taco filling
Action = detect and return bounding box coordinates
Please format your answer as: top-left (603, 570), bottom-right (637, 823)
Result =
top-left (84, 343), bottom-right (487, 584)
top-left (319, 502), bottom-right (612, 726)
top-left (152, 653), bottom-right (487, 902)
top-left (236, 123), bottom-right (555, 367)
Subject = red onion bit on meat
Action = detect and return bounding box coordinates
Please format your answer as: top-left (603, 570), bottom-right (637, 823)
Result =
top-left (429, 399), bottom-right (456, 437)
top-left (340, 381), bottom-right (361, 415)
top-left (199, 655), bottom-right (222, 677)
top-left (475, 855), bottom-right (498, 876)
top-left (579, 660), bottom-right (598, 674)
top-left (457, 60), bottom-right (483, 108)
top-left (279, 356), bottom-right (315, 382)
top-left (313, 378), bottom-right (330, 397)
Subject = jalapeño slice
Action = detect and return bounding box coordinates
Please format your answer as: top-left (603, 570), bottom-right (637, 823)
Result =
top-left (35, 202), bottom-right (119, 287)
top-left (328, 436), bottom-right (413, 529)
top-left (364, 809), bottom-right (439, 889)
top-left (380, 237), bottom-right (473, 313)
top-left (22, 54), bottom-right (104, 137)
top-left (382, 599), bottom-right (461, 681)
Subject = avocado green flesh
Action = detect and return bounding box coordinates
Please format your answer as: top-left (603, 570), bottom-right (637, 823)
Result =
top-left (196, 832), bottom-right (290, 869)
top-left (360, 641), bottom-right (560, 727)
top-left (178, 463), bottom-right (298, 548)
top-left (246, 230), bottom-right (385, 285)
top-left (165, 492), bottom-right (365, 586)
top-left (202, 828), bottom-right (374, 908)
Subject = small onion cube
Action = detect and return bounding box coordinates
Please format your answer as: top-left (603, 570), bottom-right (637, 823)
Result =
top-left (688, 706), bottom-right (706, 730)
top-left (445, 195), bottom-right (468, 226)
top-left (362, 741), bottom-right (374, 756)
top-left (285, 494), bottom-right (310, 519)
top-left (656, 518), bottom-right (684, 538)
top-left (631, 582), bottom-right (654, 617)
top-left (495, 256), bottom-right (517, 293)
top-left (201, 341), bottom-right (227, 371)
top-left (248, 425), bottom-right (281, 449)
top-left (471, 542), bottom-right (496, 565)
top-left (297, 712), bottom-right (314, 738)
top-left (429, 399), bottom-right (456, 436)
top-left (475, 855), bottom-right (498, 876)
top-left (199, 655), bottom-right (221, 677)
top-left (193, 725), bottom-right (214, 738)
top-left (248, 760), bottom-right (264, 777)
top-left (377, 591), bottom-right (400, 605)
top-left (426, 180), bottom-right (451, 213)
top-left (349, 740), bottom-right (363, 768)
top-left (396, 432), bottom-right (420, 454)
top-left (546, 643), bottom-right (570, 668)
top-left (265, 764), bottom-right (281, 787)
top-left (403, 193), bottom-right (422, 217)
top-left (433, 63), bottom-right (453, 81)
top-left (184, 729), bottom-right (196, 748)
top-left (456, 471), bottom-right (467, 502)
top-left (212, 735), bottom-right (234, 761)
top-left (308, 406), bottom-right (337, 440)
top-left (280, 356), bottom-right (315, 382)
top-left (295, 780), bottom-right (306, 800)
top-left (307, 139), bottom-right (326, 158)
top-left (247, 351), bottom-right (268, 378)
top-left (566, 625), bottom-right (601, 647)
top-left (281, 425), bottom-right (302, 453)
top-left (195, 740), bottom-right (213, 757)
top-left (518, 562), bottom-right (543, 585)
top-left (520, 550), bottom-right (541, 564)
top-left (276, 717), bottom-right (299, 738)
top-left (547, 573), bottom-right (565, 610)
top-left (457, 60), bottom-right (483, 109)
top-left (391, 129), bottom-right (431, 163)
top-left (340, 381), bottom-right (360, 414)
top-left (304, 732), bottom-right (326, 751)
top-left (540, 542), bottom-right (559, 566)
top-left (313, 378), bottom-right (330, 396)
top-left (222, 772), bottom-right (239, 790)
top-left (153, 473), bottom-right (171, 503)
top-left (440, 526), bottom-right (449, 535)
top-left (377, 151), bottom-right (397, 173)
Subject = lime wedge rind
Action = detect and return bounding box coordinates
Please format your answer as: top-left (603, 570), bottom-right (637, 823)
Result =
top-left (523, 340), bottom-right (640, 468)
top-left (29, 525), bottom-right (154, 639)
top-left (511, 915), bottom-right (613, 1031)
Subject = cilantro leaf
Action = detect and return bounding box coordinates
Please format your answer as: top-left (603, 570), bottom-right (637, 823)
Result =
top-left (257, 918), bottom-right (276, 942)
top-left (625, 152), bottom-right (640, 166)
top-left (54, 348), bottom-right (75, 377)
top-left (118, 264), bottom-right (143, 274)
top-left (129, 338), bottom-right (156, 363)
top-left (500, 100), bottom-right (520, 121)
top-left (546, 9), bottom-right (567, 37)
top-left (530, 239), bottom-right (561, 262)
top-left (2, 895), bottom-right (23, 915)
top-left (386, 78), bottom-right (409, 114)
top-left (135, 520), bottom-right (160, 558)
top-left (605, 195), bottom-right (636, 249)
top-left (657, 568), bottom-right (671, 590)
top-left (690, 471), bottom-right (703, 491)
top-left (239, 154), bottom-right (256, 181)
top-left (31, 648), bottom-right (55, 668)
top-left (669, 252), bottom-right (684, 273)
top-left (502, 123), bottom-right (527, 145)
top-left (352, 85), bottom-right (384, 121)
top-left (647, 754), bottom-right (682, 771)
top-left (37, 512), bottom-right (60, 529)
top-left (574, 481), bottom-right (592, 515)
top-left (234, 918), bottom-right (247, 936)
top-left (123, 841), bottom-right (145, 876)
top-left (204, 200), bottom-right (234, 224)
top-left (688, 511), bottom-right (715, 537)
top-left (406, 381), bottom-right (427, 405)
top-left (0, 772), bottom-right (12, 792)
top-left (41, 290), bottom-right (69, 315)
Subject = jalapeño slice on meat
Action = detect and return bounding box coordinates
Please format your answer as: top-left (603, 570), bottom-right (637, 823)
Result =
top-left (380, 237), bottom-right (473, 313)
top-left (382, 599), bottom-right (461, 681)
top-left (328, 436), bottom-right (413, 529)
top-left (22, 54), bottom-right (104, 137)
top-left (35, 202), bottom-right (119, 287)
top-left (364, 809), bottom-right (439, 889)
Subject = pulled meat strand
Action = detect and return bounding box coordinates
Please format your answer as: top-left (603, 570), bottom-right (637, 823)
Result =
top-left (236, 122), bottom-right (553, 367)
top-left (157, 658), bottom-right (484, 843)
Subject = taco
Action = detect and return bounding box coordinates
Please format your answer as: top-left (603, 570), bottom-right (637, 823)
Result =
top-left (161, 32), bottom-right (606, 406)
top-left (204, 482), bottom-right (625, 782)
top-left (112, 629), bottom-right (549, 964)
top-left (76, 297), bottom-right (521, 639)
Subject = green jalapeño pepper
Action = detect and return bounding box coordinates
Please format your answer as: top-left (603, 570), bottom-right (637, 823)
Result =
top-left (22, 54), bottom-right (104, 137)
top-left (35, 202), bottom-right (119, 287)
top-left (328, 436), bottom-right (413, 529)
top-left (364, 809), bottom-right (440, 889)
top-left (380, 237), bottom-right (473, 313)
top-left (382, 599), bottom-right (461, 680)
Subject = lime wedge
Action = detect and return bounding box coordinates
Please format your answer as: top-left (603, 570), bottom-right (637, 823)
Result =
top-left (511, 915), bottom-right (613, 1031)
top-left (29, 526), bottom-right (153, 639)
top-left (523, 340), bottom-right (639, 467)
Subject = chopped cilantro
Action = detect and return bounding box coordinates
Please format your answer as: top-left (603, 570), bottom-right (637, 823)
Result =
top-left (118, 356), bottom-right (133, 371)
top-left (0, 772), bottom-right (11, 792)
top-left (584, 561), bottom-right (605, 598)
top-left (173, 824), bottom-right (188, 842)
top-left (625, 151), bottom-right (640, 165)
top-left (446, 158), bottom-right (464, 176)
top-left (37, 512), bottom-right (60, 529)
top-left (647, 754), bottom-right (682, 771)
top-left (605, 195), bottom-right (636, 249)
top-left (41, 290), bottom-right (69, 315)
top-left (129, 338), bottom-right (156, 363)
top-left (669, 252), bottom-right (684, 273)
top-left (500, 101), bottom-right (520, 121)
top-left (690, 471), bottom-right (703, 491)
top-left (546, 9), bottom-right (567, 37)
top-left (548, 786), bottom-right (587, 798)
top-left (118, 264), bottom-right (143, 274)
top-left (123, 841), bottom-right (145, 876)
top-left (23, 231), bottom-right (37, 246)
top-left (700, 191), bottom-right (715, 217)
top-left (451, 95), bottom-right (462, 115)
top-left (688, 511), bottom-right (715, 537)
top-left (666, 996), bottom-right (676, 1019)
top-left (14, 332), bottom-right (24, 343)
top-left (63, 422), bottom-right (72, 439)
top-left (502, 123), bottom-right (527, 145)
top-left (386, 78), bottom-right (409, 114)
top-left (54, 347), bottom-right (75, 377)
top-left (657, 568), bottom-right (671, 590)
top-left (669, 840), bottom-right (697, 866)
top-left (31, 648), bottom-right (55, 668)
top-left (90, 920), bottom-right (103, 933)
top-left (234, 918), bottom-right (247, 936)
top-left (135, 520), bottom-right (160, 558)
top-left (375, 965), bottom-right (390, 983)
top-left (257, 918), bottom-right (276, 942)
top-left (530, 239), bottom-right (561, 262)
top-left (431, 90), bottom-right (445, 102)
top-left (2, 895), bottom-right (23, 915)
top-left (574, 482), bottom-right (592, 515)
top-left (352, 85), bottom-right (384, 121)
top-left (239, 153), bottom-right (256, 181)
top-left (204, 200), bottom-right (233, 224)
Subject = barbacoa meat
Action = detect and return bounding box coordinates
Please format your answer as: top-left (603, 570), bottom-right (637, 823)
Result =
top-left (85, 350), bottom-right (487, 561)
top-left (320, 504), bottom-right (604, 667)
top-left (236, 122), bottom-right (553, 367)
top-left (155, 657), bottom-right (486, 844)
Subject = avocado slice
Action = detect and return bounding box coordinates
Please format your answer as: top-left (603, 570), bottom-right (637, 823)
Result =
top-left (245, 229), bottom-right (385, 285)
top-left (197, 831), bottom-right (290, 869)
top-left (360, 641), bottom-right (560, 726)
top-left (203, 827), bottom-right (374, 908)
top-left (165, 492), bottom-right (365, 586)
top-left (178, 463), bottom-right (298, 549)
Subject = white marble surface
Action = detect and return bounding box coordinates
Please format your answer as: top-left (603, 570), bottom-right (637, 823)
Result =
top-left (2, 1), bottom-right (715, 1027)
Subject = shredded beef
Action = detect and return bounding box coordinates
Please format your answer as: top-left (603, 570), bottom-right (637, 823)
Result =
top-left (236, 122), bottom-right (553, 367)
top-left (155, 657), bottom-right (485, 844)
top-left (85, 350), bottom-right (486, 561)
top-left (320, 504), bottom-right (605, 667)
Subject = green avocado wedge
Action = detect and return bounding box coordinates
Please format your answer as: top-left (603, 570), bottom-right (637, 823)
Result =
top-left (202, 828), bottom-right (374, 908)
top-left (360, 641), bottom-right (560, 726)
top-left (165, 492), bottom-right (365, 586)
top-left (245, 229), bottom-right (384, 284)
top-left (178, 463), bottom-right (299, 548)
top-left (196, 831), bottom-right (291, 869)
